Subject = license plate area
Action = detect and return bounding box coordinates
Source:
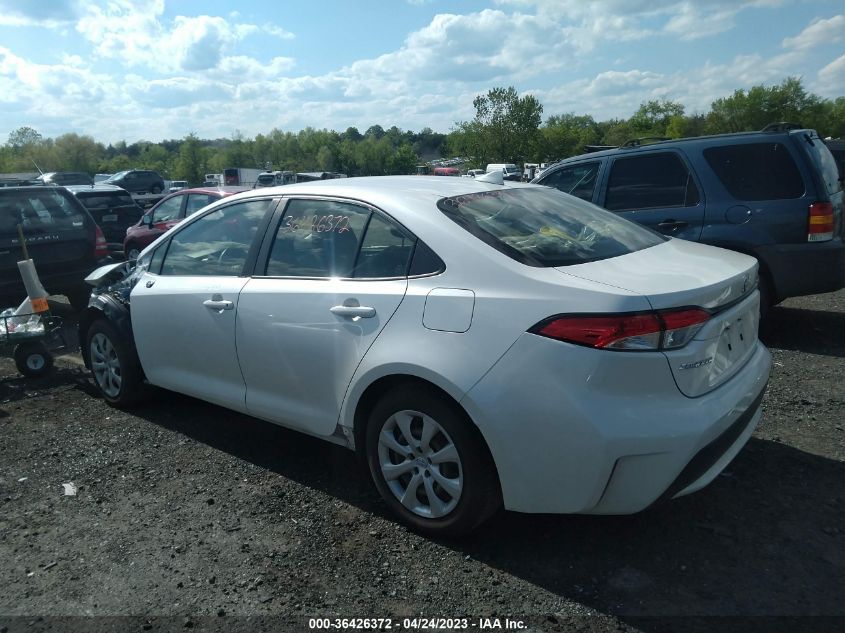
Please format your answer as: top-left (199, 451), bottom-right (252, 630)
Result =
top-left (101, 214), bottom-right (118, 222)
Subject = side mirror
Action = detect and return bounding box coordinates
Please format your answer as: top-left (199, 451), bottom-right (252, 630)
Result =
top-left (142, 213), bottom-right (153, 226)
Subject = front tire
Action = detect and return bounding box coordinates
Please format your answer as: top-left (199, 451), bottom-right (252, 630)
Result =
top-left (86, 319), bottom-right (145, 407)
top-left (14, 342), bottom-right (53, 378)
top-left (125, 244), bottom-right (141, 261)
top-left (365, 386), bottom-right (500, 537)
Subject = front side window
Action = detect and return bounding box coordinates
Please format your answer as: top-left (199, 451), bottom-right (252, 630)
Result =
top-left (605, 152), bottom-right (700, 211)
top-left (152, 196), bottom-right (184, 223)
top-left (539, 162), bottom-right (600, 201)
top-left (438, 187), bottom-right (663, 267)
top-left (265, 199), bottom-right (370, 277)
top-left (160, 199), bottom-right (270, 276)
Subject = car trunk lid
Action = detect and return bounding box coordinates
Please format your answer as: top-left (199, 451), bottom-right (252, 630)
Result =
top-left (557, 239), bottom-right (761, 396)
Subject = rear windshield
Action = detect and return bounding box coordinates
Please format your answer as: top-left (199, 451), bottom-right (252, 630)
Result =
top-left (437, 187), bottom-right (664, 267)
top-left (75, 191), bottom-right (136, 209)
top-left (802, 134), bottom-right (842, 195)
top-left (0, 189), bottom-right (88, 236)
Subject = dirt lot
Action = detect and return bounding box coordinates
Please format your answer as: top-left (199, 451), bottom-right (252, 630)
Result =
top-left (0, 292), bottom-right (843, 633)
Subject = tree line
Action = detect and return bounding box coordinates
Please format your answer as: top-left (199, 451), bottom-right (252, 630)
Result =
top-left (2, 77), bottom-right (842, 183)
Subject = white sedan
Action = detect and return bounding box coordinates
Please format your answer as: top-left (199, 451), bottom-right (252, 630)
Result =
top-left (79, 176), bottom-right (771, 536)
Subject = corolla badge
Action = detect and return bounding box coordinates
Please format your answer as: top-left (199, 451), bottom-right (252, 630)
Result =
top-left (679, 357), bottom-right (713, 370)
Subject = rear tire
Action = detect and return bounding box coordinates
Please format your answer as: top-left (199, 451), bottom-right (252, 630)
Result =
top-left (14, 342), bottom-right (53, 378)
top-left (365, 385), bottom-right (500, 537)
top-left (86, 319), bottom-right (145, 407)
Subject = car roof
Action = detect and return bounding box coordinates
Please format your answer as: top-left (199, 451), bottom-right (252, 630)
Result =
top-left (175, 186), bottom-right (251, 195)
top-left (64, 184), bottom-right (129, 193)
top-left (551, 127), bottom-right (819, 165)
top-left (230, 175), bottom-right (534, 211)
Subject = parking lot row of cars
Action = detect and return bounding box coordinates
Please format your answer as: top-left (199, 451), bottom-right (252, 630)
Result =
top-left (1, 125), bottom-right (842, 536)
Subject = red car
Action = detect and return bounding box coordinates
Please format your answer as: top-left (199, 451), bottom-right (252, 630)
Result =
top-left (123, 186), bottom-right (249, 259)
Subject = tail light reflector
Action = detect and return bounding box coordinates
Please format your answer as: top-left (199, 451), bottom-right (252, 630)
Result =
top-left (532, 308), bottom-right (711, 351)
top-left (808, 201), bottom-right (833, 242)
top-left (94, 225), bottom-right (109, 258)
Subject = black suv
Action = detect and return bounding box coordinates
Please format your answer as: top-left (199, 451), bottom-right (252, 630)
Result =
top-left (65, 184), bottom-right (145, 255)
top-left (104, 169), bottom-right (165, 194)
top-left (533, 126), bottom-right (844, 310)
top-left (0, 187), bottom-right (109, 309)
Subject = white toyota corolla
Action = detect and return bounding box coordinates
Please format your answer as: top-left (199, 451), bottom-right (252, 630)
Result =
top-left (80, 175), bottom-right (771, 536)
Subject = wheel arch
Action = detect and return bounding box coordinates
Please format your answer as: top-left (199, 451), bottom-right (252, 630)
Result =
top-left (348, 372), bottom-right (501, 492)
top-left (78, 294), bottom-right (138, 371)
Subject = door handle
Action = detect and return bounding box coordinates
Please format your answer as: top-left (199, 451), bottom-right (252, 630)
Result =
top-left (203, 298), bottom-right (233, 311)
top-left (657, 219), bottom-right (689, 231)
top-left (330, 305), bottom-right (376, 318)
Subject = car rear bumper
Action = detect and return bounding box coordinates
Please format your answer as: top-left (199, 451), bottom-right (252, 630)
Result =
top-left (461, 334), bottom-right (771, 514)
top-left (757, 237), bottom-right (845, 300)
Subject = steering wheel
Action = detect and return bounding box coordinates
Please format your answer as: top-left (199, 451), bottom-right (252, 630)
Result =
top-left (216, 246), bottom-right (249, 265)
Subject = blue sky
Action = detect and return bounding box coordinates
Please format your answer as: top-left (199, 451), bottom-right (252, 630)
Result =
top-left (0, 0), bottom-right (843, 144)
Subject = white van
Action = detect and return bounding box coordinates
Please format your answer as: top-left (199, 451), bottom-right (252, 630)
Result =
top-left (485, 163), bottom-right (521, 181)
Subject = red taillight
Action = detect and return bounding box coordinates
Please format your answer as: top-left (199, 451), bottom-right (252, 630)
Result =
top-left (808, 201), bottom-right (834, 242)
top-left (536, 313), bottom-right (662, 350)
top-left (533, 308), bottom-right (711, 351)
top-left (94, 225), bottom-right (109, 258)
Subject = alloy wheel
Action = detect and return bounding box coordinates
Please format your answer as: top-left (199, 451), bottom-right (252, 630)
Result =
top-left (90, 332), bottom-right (122, 398)
top-left (377, 410), bottom-right (463, 519)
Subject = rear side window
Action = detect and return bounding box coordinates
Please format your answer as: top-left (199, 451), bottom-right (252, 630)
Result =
top-left (266, 199), bottom-right (370, 277)
top-left (0, 189), bottom-right (87, 236)
top-left (704, 143), bottom-right (804, 200)
top-left (605, 152), bottom-right (700, 211)
top-left (539, 162), bottom-right (600, 201)
top-left (265, 199), bottom-right (418, 279)
top-left (185, 194), bottom-right (218, 217)
top-left (437, 187), bottom-right (664, 267)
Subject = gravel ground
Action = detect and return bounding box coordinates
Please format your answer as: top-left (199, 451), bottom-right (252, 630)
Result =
top-left (0, 292), bottom-right (843, 633)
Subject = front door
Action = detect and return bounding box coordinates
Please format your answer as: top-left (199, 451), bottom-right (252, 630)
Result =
top-left (236, 197), bottom-right (414, 435)
top-left (131, 198), bottom-right (273, 410)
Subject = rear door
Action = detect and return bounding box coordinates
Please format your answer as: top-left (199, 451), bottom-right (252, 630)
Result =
top-left (236, 197), bottom-right (413, 435)
top-left (597, 150), bottom-right (705, 241)
top-left (130, 198), bottom-right (275, 409)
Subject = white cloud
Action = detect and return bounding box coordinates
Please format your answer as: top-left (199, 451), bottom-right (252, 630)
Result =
top-left (783, 14), bottom-right (845, 50)
top-left (818, 53), bottom-right (845, 93)
top-left (74, 1), bottom-right (295, 74)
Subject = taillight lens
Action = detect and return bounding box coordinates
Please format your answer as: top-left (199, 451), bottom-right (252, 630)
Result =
top-left (808, 201), bottom-right (834, 242)
top-left (532, 308), bottom-right (711, 351)
top-left (94, 225), bottom-right (109, 258)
